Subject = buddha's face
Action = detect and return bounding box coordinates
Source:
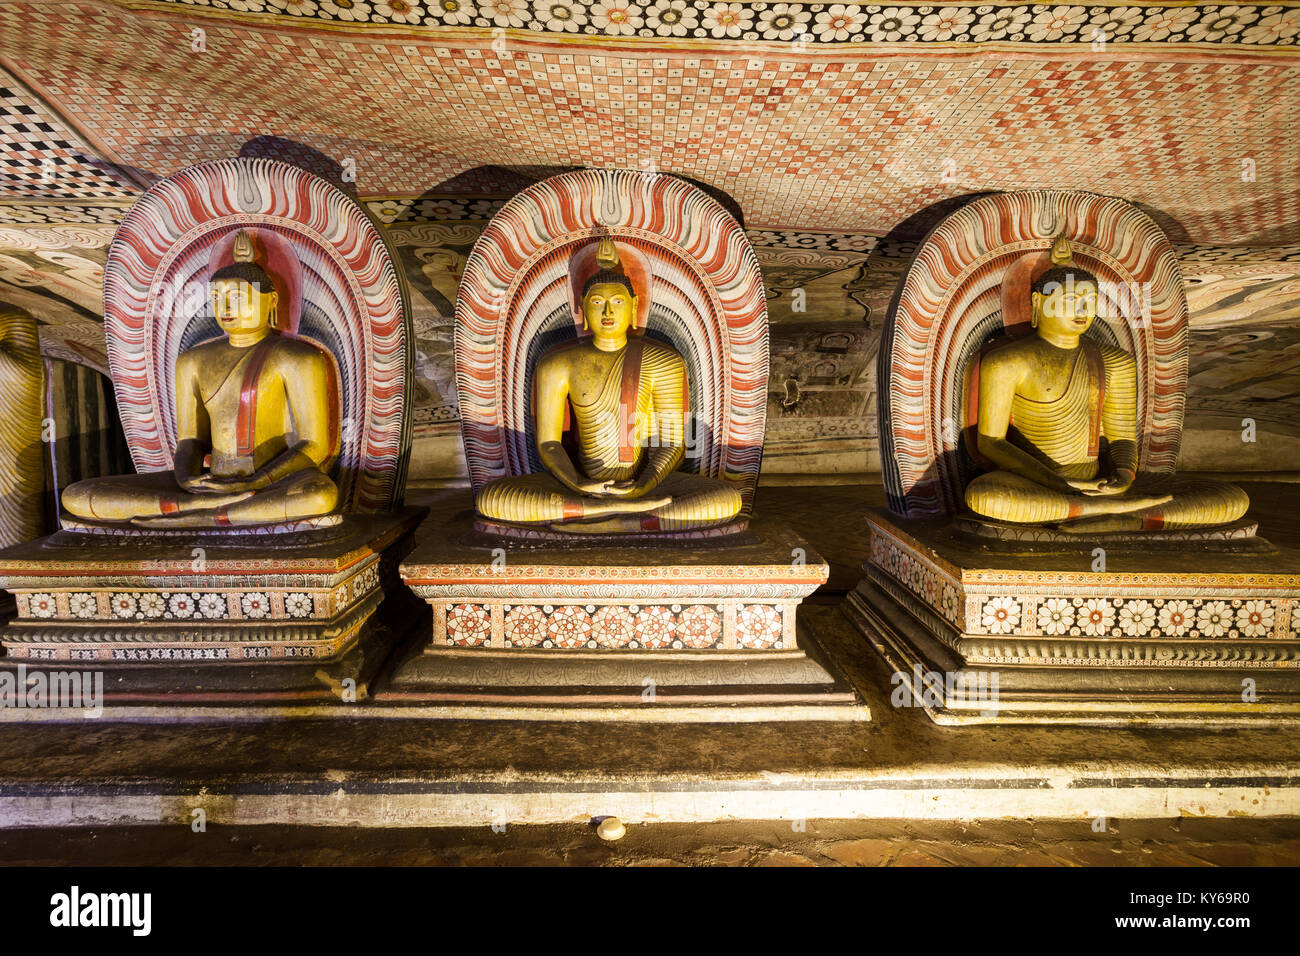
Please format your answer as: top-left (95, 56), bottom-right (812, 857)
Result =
top-left (1032, 277), bottom-right (1098, 338)
top-left (211, 279), bottom-right (276, 336)
top-left (582, 281), bottom-right (637, 338)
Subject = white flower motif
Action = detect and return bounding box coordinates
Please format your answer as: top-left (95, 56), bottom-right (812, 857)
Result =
top-left (981, 596), bottom-right (1020, 634)
top-left (1242, 9), bottom-right (1300, 43)
top-left (168, 593), bottom-right (197, 618)
top-left (320, 0), bottom-right (373, 20)
top-left (703, 2), bottom-right (754, 37)
top-left (198, 593), bottom-right (227, 619)
top-left (110, 592), bottom-right (139, 620)
top-left (480, 0), bottom-right (527, 26)
top-left (28, 593), bottom-right (56, 619)
top-left (1130, 6), bottom-right (1198, 40)
top-left (285, 592), bottom-right (314, 618)
top-left (758, 3), bottom-right (811, 40)
top-left (971, 5), bottom-right (1031, 39)
top-left (214, 0), bottom-right (267, 10)
top-left (1197, 600), bottom-right (1233, 637)
top-left (267, 0), bottom-right (319, 12)
top-left (940, 584), bottom-right (959, 621)
top-left (241, 592), bottom-right (271, 619)
top-left (814, 3), bottom-right (864, 40)
top-left (834, 235), bottom-right (878, 253)
top-left (1079, 598), bottom-right (1115, 636)
top-left (374, 0), bottom-right (423, 21)
top-left (1037, 597), bottom-right (1075, 635)
top-left (646, 0), bottom-right (698, 35)
top-left (1236, 600), bottom-right (1275, 637)
top-left (138, 593), bottom-right (165, 618)
top-left (68, 592), bottom-right (97, 619)
top-left (532, 0), bottom-right (586, 31)
top-left (1158, 600), bottom-right (1193, 636)
top-left (1026, 5), bottom-right (1087, 41)
top-left (434, 0), bottom-right (475, 23)
top-left (867, 6), bottom-right (922, 40)
top-left (1118, 599), bottom-right (1156, 637)
top-left (919, 6), bottom-right (975, 40)
top-left (1085, 5), bottom-right (1142, 43)
top-left (1186, 5), bottom-right (1252, 41)
top-left (591, 0), bottom-right (643, 33)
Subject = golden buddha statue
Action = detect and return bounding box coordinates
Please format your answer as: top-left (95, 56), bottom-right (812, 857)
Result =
top-left (963, 238), bottom-right (1248, 534)
top-left (475, 238), bottom-right (743, 534)
top-left (61, 231), bottom-right (340, 529)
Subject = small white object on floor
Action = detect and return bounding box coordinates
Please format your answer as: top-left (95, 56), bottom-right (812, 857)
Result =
top-left (596, 816), bottom-right (626, 841)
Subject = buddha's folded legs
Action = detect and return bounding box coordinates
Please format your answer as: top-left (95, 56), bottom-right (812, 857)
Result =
top-left (62, 470), bottom-right (338, 528)
top-left (62, 472), bottom-right (252, 523)
top-left (476, 471), bottom-right (743, 533)
top-left (965, 470), bottom-right (1248, 531)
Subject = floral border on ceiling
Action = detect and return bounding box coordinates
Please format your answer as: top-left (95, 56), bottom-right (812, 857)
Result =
top-left (158, 1), bottom-right (1300, 45)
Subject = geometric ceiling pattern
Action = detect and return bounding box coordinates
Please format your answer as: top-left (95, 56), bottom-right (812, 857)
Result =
top-left (0, 77), bottom-right (139, 201)
top-left (0, 1), bottom-right (1297, 243)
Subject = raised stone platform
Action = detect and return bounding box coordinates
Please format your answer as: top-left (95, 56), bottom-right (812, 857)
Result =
top-left (0, 508), bottom-right (426, 702)
top-left (388, 509), bottom-right (862, 719)
top-left (847, 507), bottom-right (1300, 725)
top-left (0, 605), bottom-right (1296, 827)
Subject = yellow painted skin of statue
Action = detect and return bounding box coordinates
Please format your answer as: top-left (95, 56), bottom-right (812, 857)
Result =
top-left (964, 274), bottom-right (1248, 533)
top-left (61, 275), bottom-right (339, 529)
top-left (475, 280), bottom-right (742, 533)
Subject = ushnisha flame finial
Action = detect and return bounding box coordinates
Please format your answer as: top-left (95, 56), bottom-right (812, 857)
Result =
top-left (1049, 234), bottom-right (1073, 267)
top-left (595, 234), bottom-right (622, 272)
top-left (232, 229), bottom-right (257, 264)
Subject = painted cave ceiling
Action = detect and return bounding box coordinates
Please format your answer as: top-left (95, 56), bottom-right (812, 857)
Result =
top-left (0, 0), bottom-right (1297, 244)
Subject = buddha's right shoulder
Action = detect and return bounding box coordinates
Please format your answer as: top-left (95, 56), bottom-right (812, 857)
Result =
top-left (177, 338), bottom-right (223, 367)
top-left (976, 339), bottom-right (1024, 378)
top-left (537, 339), bottom-right (582, 367)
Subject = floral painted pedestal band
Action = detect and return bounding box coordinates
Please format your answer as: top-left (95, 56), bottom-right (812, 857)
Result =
top-left (438, 601), bottom-right (789, 650)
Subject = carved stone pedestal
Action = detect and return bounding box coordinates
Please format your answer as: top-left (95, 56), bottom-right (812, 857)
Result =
top-left (0, 508), bottom-right (425, 703)
top-left (388, 512), bottom-right (865, 721)
top-left (846, 509), bottom-right (1300, 725)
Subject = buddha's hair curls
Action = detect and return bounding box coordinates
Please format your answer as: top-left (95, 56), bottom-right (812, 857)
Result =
top-left (210, 262), bottom-right (276, 293)
top-left (582, 270), bottom-right (635, 299)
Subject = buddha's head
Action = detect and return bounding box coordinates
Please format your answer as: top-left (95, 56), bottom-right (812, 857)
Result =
top-left (581, 271), bottom-right (638, 341)
top-left (210, 231), bottom-right (278, 342)
top-left (1030, 265), bottom-right (1098, 340)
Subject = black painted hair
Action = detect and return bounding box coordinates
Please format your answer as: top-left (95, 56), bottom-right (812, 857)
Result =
top-left (210, 262), bottom-right (276, 293)
top-left (582, 270), bottom-right (635, 299)
top-left (1032, 265), bottom-right (1099, 297)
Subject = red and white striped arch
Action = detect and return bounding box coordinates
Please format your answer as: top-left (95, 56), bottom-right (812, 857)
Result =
top-left (880, 189), bottom-right (1189, 518)
top-left (455, 169), bottom-right (768, 514)
top-left (102, 157), bottom-right (411, 513)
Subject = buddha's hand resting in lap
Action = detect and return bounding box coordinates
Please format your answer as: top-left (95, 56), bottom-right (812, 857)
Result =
top-left (1064, 473), bottom-right (1134, 496)
top-left (181, 473), bottom-right (262, 496)
top-left (575, 478), bottom-right (660, 500)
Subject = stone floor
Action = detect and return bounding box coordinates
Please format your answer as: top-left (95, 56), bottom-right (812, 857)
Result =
top-left (2, 817), bottom-right (1298, 866)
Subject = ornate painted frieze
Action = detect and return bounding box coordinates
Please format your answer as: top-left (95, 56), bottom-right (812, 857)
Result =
top-left (435, 599), bottom-right (789, 649)
top-left (90, 1), bottom-right (1300, 48)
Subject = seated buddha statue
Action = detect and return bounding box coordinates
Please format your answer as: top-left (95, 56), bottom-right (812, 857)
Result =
top-left (963, 238), bottom-right (1248, 534)
top-left (475, 238), bottom-right (742, 534)
top-left (61, 230), bottom-right (340, 529)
